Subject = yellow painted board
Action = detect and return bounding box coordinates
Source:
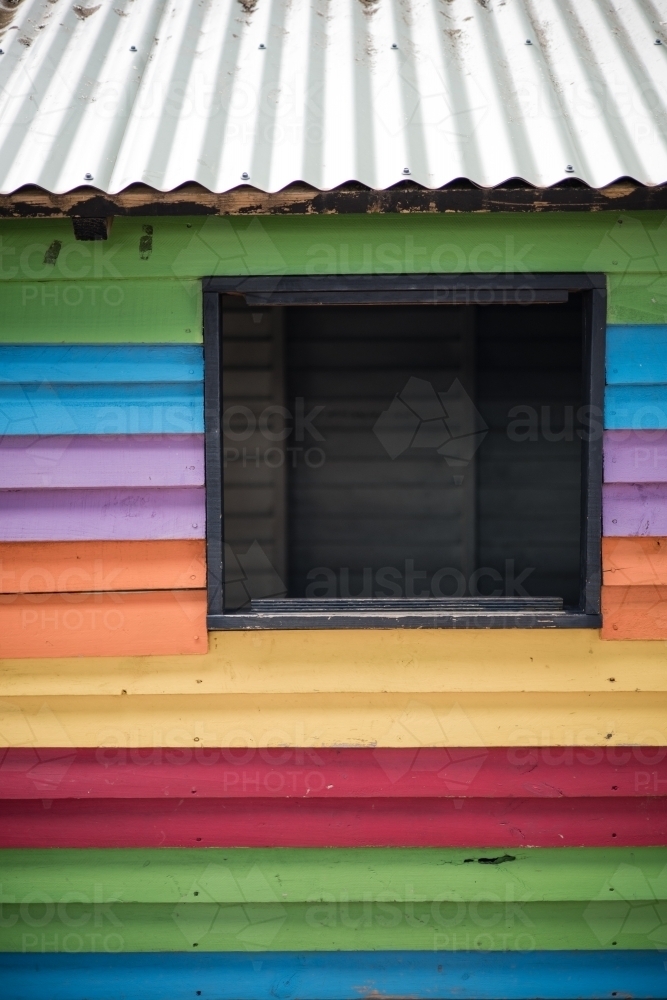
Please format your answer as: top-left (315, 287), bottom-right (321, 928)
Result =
top-left (0, 692), bottom-right (665, 748)
top-left (1, 630), bottom-right (667, 697)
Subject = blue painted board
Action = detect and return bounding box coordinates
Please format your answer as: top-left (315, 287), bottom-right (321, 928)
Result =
top-left (607, 325), bottom-right (667, 384)
top-left (0, 346), bottom-right (203, 384)
top-left (0, 384), bottom-right (203, 435)
top-left (1, 951), bottom-right (664, 1000)
top-left (606, 385), bottom-right (667, 429)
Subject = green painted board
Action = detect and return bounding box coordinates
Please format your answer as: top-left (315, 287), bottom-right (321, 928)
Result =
top-left (2, 213), bottom-right (667, 281)
top-left (608, 273), bottom-right (667, 323)
top-left (2, 848), bottom-right (665, 904)
top-left (0, 279), bottom-right (201, 343)
top-left (1, 901), bottom-right (662, 953)
top-left (2, 215), bottom-right (667, 328)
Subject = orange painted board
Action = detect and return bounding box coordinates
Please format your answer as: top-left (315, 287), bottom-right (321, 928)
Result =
top-left (603, 537), bottom-right (667, 587)
top-left (0, 540), bottom-right (205, 594)
top-left (602, 537), bottom-right (667, 586)
top-left (602, 584), bottom-right (667, 639)
top-left (0, 590), bottom-right (207, 658)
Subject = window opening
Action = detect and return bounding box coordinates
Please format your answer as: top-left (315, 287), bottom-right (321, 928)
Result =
top-left (205, 276), bottom-right (603, 629)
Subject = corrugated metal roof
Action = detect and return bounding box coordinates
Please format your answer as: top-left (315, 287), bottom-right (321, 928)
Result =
top-left (0, 0), bottom-right (666, 194)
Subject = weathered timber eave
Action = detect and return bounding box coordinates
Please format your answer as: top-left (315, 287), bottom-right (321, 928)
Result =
top-left (2, 180), bottom-right (667, 219)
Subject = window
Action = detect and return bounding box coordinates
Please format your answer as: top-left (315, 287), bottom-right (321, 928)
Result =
top-left (204, 275), bottom-right (604, 628)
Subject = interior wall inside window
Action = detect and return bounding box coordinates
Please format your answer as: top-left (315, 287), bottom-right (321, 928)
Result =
top-left (221, 297), bottom-right (584, 610)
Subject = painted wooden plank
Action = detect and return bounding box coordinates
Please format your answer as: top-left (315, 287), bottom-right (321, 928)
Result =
top-left (1, 950), bottom-right (664, 1000)
top-left (606, 385), bottom-right (667, 429)
top-left (602, 537), bottom-right (667, 586)
top-left (0, 346), bottom-right (203, 383)
top-left (0, 590), bottom-right (207, 658)
top-left (0, 540), bottom-right (206, 594)
top-left (0, 383), bottom-right (203, 435)
top-left (0, 279), bottom-right (201, 344)
top-left (606, 325), bottom-right (667, 384)
top-left (0, 487), bottom-right (205, 541)
top-left (0, 213), bottom-right (664, 281)
top-left (0, 692), bottom-right (663, 747)
top-left (2, 950), bottom-right (665, 1000)
top-left (0, 901), bottom-right (662, 952)
top-left (0, 796), bottom-right (663, 849)
top-left (602, 584), bottom-right (667, 640)
top-left (608, 271), bottom-right (667, 325)
top-left (604, 429), bottom-right (667, 482)
top-left (1, 747), bottom-right (664, 799)
top-left (2, 631), bottom-right (667, 697)
top-left (0, 435), bottom-right (205, 488)
top-left (2, 847), bottom-right (663, 902)
top-left (603, 483), bottom-right (667, 535)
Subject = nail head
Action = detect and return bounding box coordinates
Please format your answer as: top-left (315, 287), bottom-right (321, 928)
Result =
top-left (259, 43), bottom-right (266, 49)
top-left (241, 171), bottom-right (250, 180)
top-left (525, 39), bottom-right (532, 45)
top-left (391, 43), bottom-right (398, 49)
top-left (655, 39), bottom-right (662, 45)
top-left (565, 164), bottom-right (574, 172)
top-left (402, 167), bottom-right (410, 174)
top-left (84, 172), bottom-right (93, 180)
top-left (130, 45), bottom-right (137, 52)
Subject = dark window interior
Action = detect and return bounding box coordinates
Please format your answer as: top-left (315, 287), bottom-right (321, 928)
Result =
top-left (221, 296), bottom-right (586, 612)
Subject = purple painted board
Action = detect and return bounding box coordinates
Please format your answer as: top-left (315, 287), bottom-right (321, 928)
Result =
top-left (603, 483), bottom-right (667, 536)
top-left (604, 430), bottom-right (667, 483)
top-left (0, 488), bottom-right (205, 541)
top-left (0, 435), bottom-right (204, 489)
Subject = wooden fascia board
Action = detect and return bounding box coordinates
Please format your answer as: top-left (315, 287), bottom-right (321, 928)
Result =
top-left (1, 181), bottom-right (667, 218)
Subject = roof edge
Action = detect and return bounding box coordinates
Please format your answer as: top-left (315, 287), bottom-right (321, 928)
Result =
top-left (1, 180), bottom-right (667, 218)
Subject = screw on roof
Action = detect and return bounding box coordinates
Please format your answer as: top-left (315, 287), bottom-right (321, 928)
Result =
top-left (130, 45), bottom-right (137, 52)
top-left (84, 172), bottom-right (93, 180)
top-left (402, 167), bottom-right (410, 175)
top-left (525, 39), bottom-right (532, 45)
top-left (259, 43), bottom-right (266, 49)
top-left (656, 39), bottom-right (663, 45)
top-left (565, 164), bottom-right (575, 172)
top-left (391, 43), bottom-right (398, 49)
top-left (241, 171), bottom-right (250, 180)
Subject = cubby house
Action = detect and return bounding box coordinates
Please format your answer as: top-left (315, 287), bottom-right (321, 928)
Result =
top-left (1, 1), bottom-right (666, 998)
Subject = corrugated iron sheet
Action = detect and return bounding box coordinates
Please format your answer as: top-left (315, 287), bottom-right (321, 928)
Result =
top-left (0, 0), bottom-right (666, 194)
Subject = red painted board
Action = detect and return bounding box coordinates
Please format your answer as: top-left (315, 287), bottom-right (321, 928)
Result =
top-left (2, 747), bottom-right (665, 799)
top-left (1, 796), bottom-right (664, 848)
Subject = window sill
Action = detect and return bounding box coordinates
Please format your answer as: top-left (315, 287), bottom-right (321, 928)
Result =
top-left (207, 609), bottom-right (602, 631)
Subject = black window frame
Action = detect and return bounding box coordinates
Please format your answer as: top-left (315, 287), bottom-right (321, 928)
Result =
top-left (203, 273), bottom-right (605, 630)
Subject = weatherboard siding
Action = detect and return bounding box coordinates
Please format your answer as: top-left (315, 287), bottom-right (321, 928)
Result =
top-left (0, 435), bottom-right (205, 489)
top-left (1, 215), bottom-right (667, 997)
top-left (0, 292), bottom-right (205, 659)
top-left (3, 951), bottom-right (665, 1000)
top-left (1, 691), bottom-right (664, 748)
top-left (603, 318), bottom-right (667, 636)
